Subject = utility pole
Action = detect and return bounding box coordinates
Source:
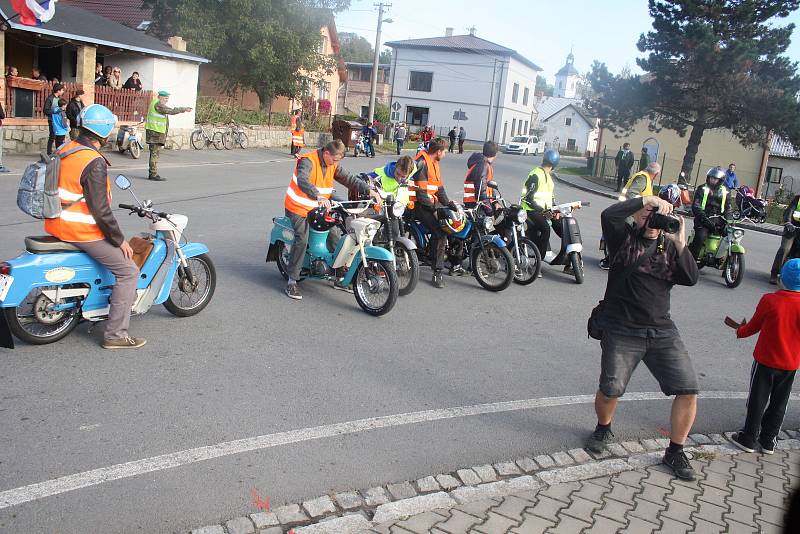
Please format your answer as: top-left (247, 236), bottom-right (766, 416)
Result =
top-left (368, 2), bottom-right (392, 125)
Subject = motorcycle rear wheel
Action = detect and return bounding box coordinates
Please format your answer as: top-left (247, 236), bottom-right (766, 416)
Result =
top-left (3, 287), bottom-right (80, 345)
top-left (471, 243), bottom-right (514, 291)
top-left (569, 251), bottom-right (585, 284)
top-left (129, 142), bottom-right (141, 159)
top-left (393, 241), bottom-right (419, 296)
top-left (724, 252), bottom-right (745, 288)
top-left (164, 253), bottom-right (217, 317)
top-left (353, 259), bottom-right (398, 316)
top-left (512, 237), bottom-right (542, 285)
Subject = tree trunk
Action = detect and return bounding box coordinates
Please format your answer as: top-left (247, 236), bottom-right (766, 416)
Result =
top-left (255, 88), bottom-right (273, 114)
top-left (680, 118), bottom-right (706, 180)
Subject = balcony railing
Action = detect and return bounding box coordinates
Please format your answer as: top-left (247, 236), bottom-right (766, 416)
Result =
top-left (3, 79), bottom-right (153, 122)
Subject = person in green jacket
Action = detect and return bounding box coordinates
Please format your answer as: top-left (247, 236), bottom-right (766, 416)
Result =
top-left (638, 146), bottom-right (650, 172)
top-left (145, 90), bottom-right (192, 181)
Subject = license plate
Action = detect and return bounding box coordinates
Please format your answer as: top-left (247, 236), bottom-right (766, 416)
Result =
top-left (0, 274), bottom-right (13, 302)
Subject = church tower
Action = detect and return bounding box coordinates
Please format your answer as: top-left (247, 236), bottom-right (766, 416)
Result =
top-left (554, 51), bottom-right (579, 98)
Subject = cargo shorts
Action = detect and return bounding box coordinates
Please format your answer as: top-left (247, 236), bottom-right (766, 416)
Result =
top-left (599, 330), bottom-right (699, 398)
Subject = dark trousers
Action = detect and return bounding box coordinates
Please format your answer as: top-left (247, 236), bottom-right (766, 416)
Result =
top-left (742, 361), bottom-right (796, 442)
top-left (414, 207), bottom-right (447, 272)
top-left (770, 231), bottom-right (796, 276)
top-left (615, 169), bottom-right (630, 191)
top-left (458, 139), bottom-right (465, 153)
top-left (689, 220), bottom-right (710, 260)
top-left (525, 212), bottom-right (563, 257)
top-left (47, 121), bottom-right (56, 155)
top-left (285, 209), bottom-right (340, 281)
top-left (55, 135), bottom-right (65, 148)
top-left (395, 140), bottom-right (404, 155)
top-left (448, 138), bottom-right (455, 152)
top-left (290, 145), bottom-right (301, 156)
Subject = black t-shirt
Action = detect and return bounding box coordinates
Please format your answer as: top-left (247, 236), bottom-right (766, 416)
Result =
top-left (599, 198), bottom-right (698, 332)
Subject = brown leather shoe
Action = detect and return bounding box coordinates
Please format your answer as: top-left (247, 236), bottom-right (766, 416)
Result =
top-left (102, 336), bottom-right (147, 349)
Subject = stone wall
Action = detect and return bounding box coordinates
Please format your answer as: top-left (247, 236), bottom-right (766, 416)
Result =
top-left (1, 123), bottom-right (332, 154)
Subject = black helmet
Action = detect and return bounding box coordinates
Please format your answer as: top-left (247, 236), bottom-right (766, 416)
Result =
top-left (706, 166), bottom-right (725, 186)
top-left (307, 207), bottom-right (341, 231)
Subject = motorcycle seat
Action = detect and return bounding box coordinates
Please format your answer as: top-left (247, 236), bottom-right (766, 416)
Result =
top-left (25, 236), bottom-right (82, 254)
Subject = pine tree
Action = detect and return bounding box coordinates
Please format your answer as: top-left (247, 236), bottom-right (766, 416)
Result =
top-left (588, 0), bottom-right (800, 176)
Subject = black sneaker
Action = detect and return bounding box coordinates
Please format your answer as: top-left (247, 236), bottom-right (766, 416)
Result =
top-left (769, 274), bottom-right (778, 285)
top-left (731, 432), bottom-right (756, 453)
top-left (148, 175), bottom-right (166, 181)
top-left (662, 449), bottom-right (696, 481)
top-left (599, 258), bottom-right (610, 270)
top-left (285, 284), bottom-right (302, 300)
top-left (759, 435), bottom-right (776, 455)
top-left (432, 272), bottom-right (445, 288)
top-left (586, 427), bottom-right (614, 453)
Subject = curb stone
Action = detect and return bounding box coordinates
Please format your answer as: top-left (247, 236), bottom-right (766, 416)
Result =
top-left (188, 428), bottom-right (800, 533)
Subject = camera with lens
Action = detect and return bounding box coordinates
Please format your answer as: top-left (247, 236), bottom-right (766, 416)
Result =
top-left (648, 208), bottom-right (681, 234)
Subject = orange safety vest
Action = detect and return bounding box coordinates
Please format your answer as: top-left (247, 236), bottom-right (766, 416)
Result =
top-left (411, 151), bottom-right (443, 208)
top-left (463, 163), bottom-right (494, 206)
top-left (284, 150), bottom-right (336, 217)
top-left (44, 141), bottom-right (110, 243)
top-left (291, 128), bottom-right (305, 148)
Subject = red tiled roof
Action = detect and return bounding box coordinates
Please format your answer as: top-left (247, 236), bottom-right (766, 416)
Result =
top-left (61, 0), bottom-right (152, 29)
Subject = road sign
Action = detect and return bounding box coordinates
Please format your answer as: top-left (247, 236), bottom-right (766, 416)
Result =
top-left (453, 109), bottom-right (468, 121)
top-left (391, 101), bottom-right (401, 111)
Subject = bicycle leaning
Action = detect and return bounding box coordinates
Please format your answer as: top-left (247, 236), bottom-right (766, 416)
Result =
top-left (221, 122), bottom-right (249, 150)
top-left (190, 124), bottom-right (225, 150)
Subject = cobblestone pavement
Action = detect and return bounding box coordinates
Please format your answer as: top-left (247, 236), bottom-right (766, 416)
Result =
top-left (363, 447), bottom-right (799, 534)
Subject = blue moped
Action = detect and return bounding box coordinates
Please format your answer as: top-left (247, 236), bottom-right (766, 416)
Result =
top-left (0, 175), bottom-right (216, 349)
top-left (266, 200), bottom-right (399, 316)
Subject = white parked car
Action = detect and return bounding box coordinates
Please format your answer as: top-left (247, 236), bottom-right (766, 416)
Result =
top-left (504, 135), bottom-right (544, 155)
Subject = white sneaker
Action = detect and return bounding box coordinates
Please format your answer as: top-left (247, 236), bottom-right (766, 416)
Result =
top-left (544, 251), bottom-right (556, 262)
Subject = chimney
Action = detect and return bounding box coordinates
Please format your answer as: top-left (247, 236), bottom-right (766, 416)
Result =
top-left (445, 27), bottom-right (453, 37)
top-left (167, 36), bottom-right (187, 52)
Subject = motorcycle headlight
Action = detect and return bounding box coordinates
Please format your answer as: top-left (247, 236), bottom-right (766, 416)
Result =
top-left (516, 209), bottom-right (527, 224)
top-left (392, 201), bottom-right (405, 217)
top-left (733, 229), bottom-right (744, 239)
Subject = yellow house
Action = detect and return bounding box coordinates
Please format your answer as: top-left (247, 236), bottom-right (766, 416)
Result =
top-left (595, 119), bottom-right (770, 193)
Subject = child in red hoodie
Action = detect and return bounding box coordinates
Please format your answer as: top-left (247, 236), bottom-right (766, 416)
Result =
top-left (725, 258), bottom-right (800, 454)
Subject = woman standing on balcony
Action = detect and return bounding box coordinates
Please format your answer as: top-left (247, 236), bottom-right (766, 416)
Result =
top-left (108, 67), bottom-right (123, 90)
top-left (123, 72), bottom-right (143, 91)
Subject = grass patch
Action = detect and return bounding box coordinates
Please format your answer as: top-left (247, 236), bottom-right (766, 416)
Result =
top-left (557, 166), bottom-right (592, 177)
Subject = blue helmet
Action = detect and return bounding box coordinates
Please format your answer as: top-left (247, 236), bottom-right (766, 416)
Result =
top-left (543, 149), bottom-right (560, 168)
top-left (79, 104), bottom-right (117, 138)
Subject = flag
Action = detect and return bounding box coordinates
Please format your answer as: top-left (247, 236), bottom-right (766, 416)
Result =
top-left (10, 0), bottom-right (56, 27)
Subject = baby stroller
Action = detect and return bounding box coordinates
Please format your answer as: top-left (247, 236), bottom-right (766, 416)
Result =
top-left (735, 186), bottom-right (767, 223)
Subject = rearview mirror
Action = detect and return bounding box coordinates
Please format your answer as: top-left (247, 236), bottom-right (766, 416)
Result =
top-left (488, 181), bottom-right (499, 189)
top-left (115, 174), bottom-right (131, 190)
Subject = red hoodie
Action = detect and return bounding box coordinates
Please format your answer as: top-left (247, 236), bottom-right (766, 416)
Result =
top-left (737, 290), bottom-right (800, 371)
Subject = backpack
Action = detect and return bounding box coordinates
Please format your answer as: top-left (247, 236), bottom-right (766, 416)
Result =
top-left (17, 145), bottom-right (97, 219)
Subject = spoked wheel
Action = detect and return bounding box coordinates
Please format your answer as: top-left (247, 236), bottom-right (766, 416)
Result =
top-left (724, 252), bottom-right (745, 288)
top-left (275, 241), bottom-right (292, 281)
top-left (3, 286), bottom-right (81, 345)
top-left (512, 237), bottom-right (542, 285)
top-left (353, 259), bottom-right (398, 316)
top-left (222, 130), bottom-right (234, 150)
top-left (212, 131), bottom-right (225, 150)
top-left (471, 243), bottom-right (514, 291)
top-left (237, 132), bottom-right (249, 149)
top-left (129, 142), bottom-right (141, 159)
top-left (163, 254), bottom-right (217, 317)
top-left (392, 242), bottom-right (419, 296)
top-left (190, 130), bottom-right (205, 150)
top-left (569, 251), bottom-right (585, 284)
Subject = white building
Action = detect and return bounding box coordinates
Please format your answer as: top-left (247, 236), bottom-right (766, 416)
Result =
top-left (767, 137), bottom-right (800, 195)
top-left (554, 52), bottom-right (580, 98)
top-left (532, 96), bottom-right (598, 155)
top-left (385, 30), bottom-right (541, 144)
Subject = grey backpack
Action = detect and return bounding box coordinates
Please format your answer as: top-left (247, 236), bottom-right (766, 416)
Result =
top-left (17, 145), bottom-right (96, 219)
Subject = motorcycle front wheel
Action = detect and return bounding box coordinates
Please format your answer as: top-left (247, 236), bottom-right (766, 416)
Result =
top-left (164, 253), bottom-right (217, 317)
top-left (569, 251), bottom-right (585, 284)
top-left (392, 241), bottom-right (419, 296)
top-left (3, 287), bottom-right (81, 345)
top-left (353, 259), bottom-right (399, 316)
top-left (512, 237), bottom-right (542, 285)
top-left (471, 243), bottom-right (514, 291)
top-left (129, 142), bottom-right (141, 159)
top-left (724, 252), bottom-right (745, 288)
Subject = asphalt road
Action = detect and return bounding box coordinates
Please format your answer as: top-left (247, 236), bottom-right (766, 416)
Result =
top-left (0, 147), bottom-right (795, 534)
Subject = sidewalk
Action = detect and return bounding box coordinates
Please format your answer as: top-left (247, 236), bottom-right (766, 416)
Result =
top-left (553, 172), bottom-right (784, 237)
top-left (190, 431), bottom-right (800, 534)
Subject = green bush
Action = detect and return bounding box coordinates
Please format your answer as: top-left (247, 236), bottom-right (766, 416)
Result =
top-left (195, 97), bottom-right (328, 130)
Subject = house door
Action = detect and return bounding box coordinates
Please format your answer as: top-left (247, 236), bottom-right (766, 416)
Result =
top-left (567, 138), bottom-right (576, 151)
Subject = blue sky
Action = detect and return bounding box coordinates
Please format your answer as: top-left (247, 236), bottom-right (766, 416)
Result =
top-left (335, 0), bottom-right (800, 83)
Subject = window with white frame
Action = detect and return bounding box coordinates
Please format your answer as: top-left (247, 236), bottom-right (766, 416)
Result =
top-left (565, 117), bottom-right (572, 126)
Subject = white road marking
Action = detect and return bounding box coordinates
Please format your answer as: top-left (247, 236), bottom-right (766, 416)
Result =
top-left (78, 424), bottom-right (102, 431)
top-left (0, 390), bottom-right (794, 509)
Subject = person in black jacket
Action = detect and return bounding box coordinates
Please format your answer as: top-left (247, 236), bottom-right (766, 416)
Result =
top-left (688, 167), bottom-right (733, 260)
top-left (615, 143), bottom-right (635, 192)
top-left (65, 90), bottom-right (85, 141)
top-left (43, 83), bottom-right (66, 155)
top-left (770, 194), bottom-right (800, 284)
top-left (447, 127), bottom-right (456, 153)
top-left (586, 195), bottom-right (700, 481)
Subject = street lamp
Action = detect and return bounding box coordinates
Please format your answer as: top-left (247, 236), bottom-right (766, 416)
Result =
top-left (368, 3), bottom-right (392, 126)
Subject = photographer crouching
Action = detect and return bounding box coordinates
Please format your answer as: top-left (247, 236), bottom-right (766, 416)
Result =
top-left (586, 190), bottom-right (700, 480)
